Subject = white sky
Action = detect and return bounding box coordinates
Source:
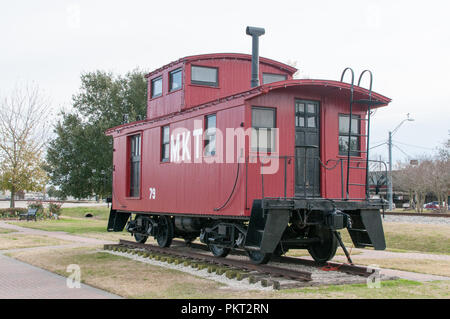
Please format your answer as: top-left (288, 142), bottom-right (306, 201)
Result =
top-left (1, 0), bottom-right (449, 165)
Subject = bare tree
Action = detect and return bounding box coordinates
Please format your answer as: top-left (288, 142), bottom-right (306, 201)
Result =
top-left (434, 137), bottom-right (450, 212)
top-left (0, 84), bottom-right (51, 208)
top-left (394, 157), bottom-right (431, 212)
top-left (394, 143), bottom-right (450, 213)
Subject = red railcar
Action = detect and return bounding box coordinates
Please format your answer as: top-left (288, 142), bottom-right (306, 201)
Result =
top-left (107, 27), bottom-right (391, 264)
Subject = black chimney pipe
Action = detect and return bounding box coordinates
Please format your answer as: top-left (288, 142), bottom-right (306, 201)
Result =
top-left (246, 26), bottom-right (265, 88)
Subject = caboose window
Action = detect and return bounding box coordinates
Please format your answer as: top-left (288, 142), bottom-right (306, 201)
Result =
top-left (251, 107), bottom-right (276, 152)
top-left (204, 114), bottom-right (216, 156)
top-left (191, 65), bottom-right (218, 87)
top-left (169, 68), bottom-right (182, 92)
top-left (295, 101), bottom-right (318, 128)
top-left (151, 76), bottom-right (162, 98)
top-left (129, 134), bottom-right (141, 197)
top-left (262, 73), bottom-right (287, 84)
top-left (339, 114), bottom-right (360, 156)
top-left (161, 126), bottom-right (170, 162)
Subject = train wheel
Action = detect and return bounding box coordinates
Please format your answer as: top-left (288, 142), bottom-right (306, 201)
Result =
top-left (209, 244), bottom-right (230, 258)
top-left (307, 227), bottom-right (338, 264)
top-left (155, 215), bottom-right (174, 248)
top-left (133, 215), bottom-right (148, 243)
top-left (134, 233), bottom-right (148, 244)
top-left (247, 250), bottom-right (272, 264)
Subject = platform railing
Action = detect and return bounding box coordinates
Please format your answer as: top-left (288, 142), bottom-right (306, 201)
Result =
top-left (245, 154), bottom-right (388, 205)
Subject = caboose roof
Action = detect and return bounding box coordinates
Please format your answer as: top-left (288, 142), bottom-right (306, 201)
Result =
top-left (144, 53), bottom-right (298, 78)
top-left (106, 79), bottom-right (391, 136)
top-left (254, 79), bottom-right (391, 106)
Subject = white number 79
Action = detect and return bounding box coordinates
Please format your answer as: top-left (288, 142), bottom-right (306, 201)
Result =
top-left (149, 187), bottom-right (156, 199)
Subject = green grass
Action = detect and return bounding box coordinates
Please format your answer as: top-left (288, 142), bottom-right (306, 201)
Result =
top-left (9, 217), bottom-right (108, 234)
top-left (285, 279), bottom-right (421, 294)
top-left (59, 206), bottom-right (110, 220)
top-left (9, 246), bottom-right (450, 298)
top-left (340, 222), bottom-right (450, 255)
top-left (0, 227), bottom-right (16, 234)
top-left (279, 279), bottom-right (447, 299)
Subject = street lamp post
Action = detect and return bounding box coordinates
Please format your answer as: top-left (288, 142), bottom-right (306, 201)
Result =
top-left (387, 114), bottom-right (414, 211)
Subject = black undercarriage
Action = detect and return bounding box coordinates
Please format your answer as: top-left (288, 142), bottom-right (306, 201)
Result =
top-left (107, 198), bottom-right (386, 264)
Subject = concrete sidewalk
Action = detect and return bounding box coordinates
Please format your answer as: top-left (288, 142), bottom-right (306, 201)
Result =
top-left (0, 221), bottom-right (112, 245)
top-left (0, 254), bottom-right (121, 299)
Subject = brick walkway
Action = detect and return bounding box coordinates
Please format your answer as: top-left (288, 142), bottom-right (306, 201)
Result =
top-left (0, 254), bottom-right (120, 299)
top-left (0, 221), bottom-right (120, 298)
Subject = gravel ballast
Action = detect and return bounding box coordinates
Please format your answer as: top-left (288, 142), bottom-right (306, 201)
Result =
top-left (382, 215), bottom-right (450, 225)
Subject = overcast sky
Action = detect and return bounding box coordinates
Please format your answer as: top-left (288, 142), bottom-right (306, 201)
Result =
top-left (1, 0), bottom-right (449, 165)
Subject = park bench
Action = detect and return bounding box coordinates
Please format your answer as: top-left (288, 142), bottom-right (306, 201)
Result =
top-left (19, 208), bottom-right (37, 221)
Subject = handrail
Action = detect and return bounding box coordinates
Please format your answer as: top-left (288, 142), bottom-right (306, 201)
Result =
top-left (357, 70), bottom-right (373, 91)
top-left (247, 154), bottom-right (388, 202)
top-left (357, 69), bottom-right (374, 199)
top-left (340, 67), bottom-right (355, 200)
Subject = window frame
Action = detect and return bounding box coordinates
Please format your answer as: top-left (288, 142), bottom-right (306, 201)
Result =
top-left (338, 113), bottom-right (361, 157)
top-left (161, 125), bottom-right (170, 162)
top-left (204, 113), bottom-right (217, 156)
top-left (169, 68), bottom-right (183, 92)
top-left (151, 76), bottom-right (163, 98)
top-left (295, 100), bottom-right (318, 129)
top-left (262, 72), bottom-right (287, 85)
top-left (191, 65), bottom-right (219, 87)
top-left (251, 106), bottom-right (276, 153)
top-left (128, 133), bottom-right (142, 198)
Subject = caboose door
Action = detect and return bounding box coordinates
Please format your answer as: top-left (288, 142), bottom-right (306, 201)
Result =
top-left (294, 100), bottom-right (320, 197)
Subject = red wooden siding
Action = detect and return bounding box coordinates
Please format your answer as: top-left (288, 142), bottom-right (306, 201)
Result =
top-left (145, 54), bottom-right (296, 121)
top-left (109, 72), bottom-right (391, 217)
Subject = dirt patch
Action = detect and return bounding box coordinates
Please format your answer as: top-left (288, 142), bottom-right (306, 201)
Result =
top-left (0, 233), bottom-right (71, 250)
top-left (80, 231), bottom-right (132, 242)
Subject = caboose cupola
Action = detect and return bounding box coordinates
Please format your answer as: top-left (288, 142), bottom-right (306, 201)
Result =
top-left (144, 53), bottom-right (296, 120)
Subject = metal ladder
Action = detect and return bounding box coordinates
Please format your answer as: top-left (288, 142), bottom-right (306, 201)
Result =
top-left (340, 68), bottom-right (380, 200)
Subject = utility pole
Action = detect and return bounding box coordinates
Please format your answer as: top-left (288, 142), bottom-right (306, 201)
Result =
top-left (388, 131), bottom-right (393, 210)
top-left (387, 114), bottom-right (414, 211)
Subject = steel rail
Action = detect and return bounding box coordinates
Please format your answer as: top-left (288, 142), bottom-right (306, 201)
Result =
top-left (116, 239), bottom-right (313, 281)
top-left (168, 239), bottom-right (375, 278)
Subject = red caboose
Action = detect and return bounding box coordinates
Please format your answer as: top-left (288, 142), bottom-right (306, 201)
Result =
top-left (107, 27), bottom-right (391, 264)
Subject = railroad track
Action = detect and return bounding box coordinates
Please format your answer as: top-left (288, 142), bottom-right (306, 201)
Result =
top-left (175, 239), bottom-right (374, 278)
top-left (383, 212), bottom-right (450, 218)
top-left (104, 239), bottom-right (376, 289)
